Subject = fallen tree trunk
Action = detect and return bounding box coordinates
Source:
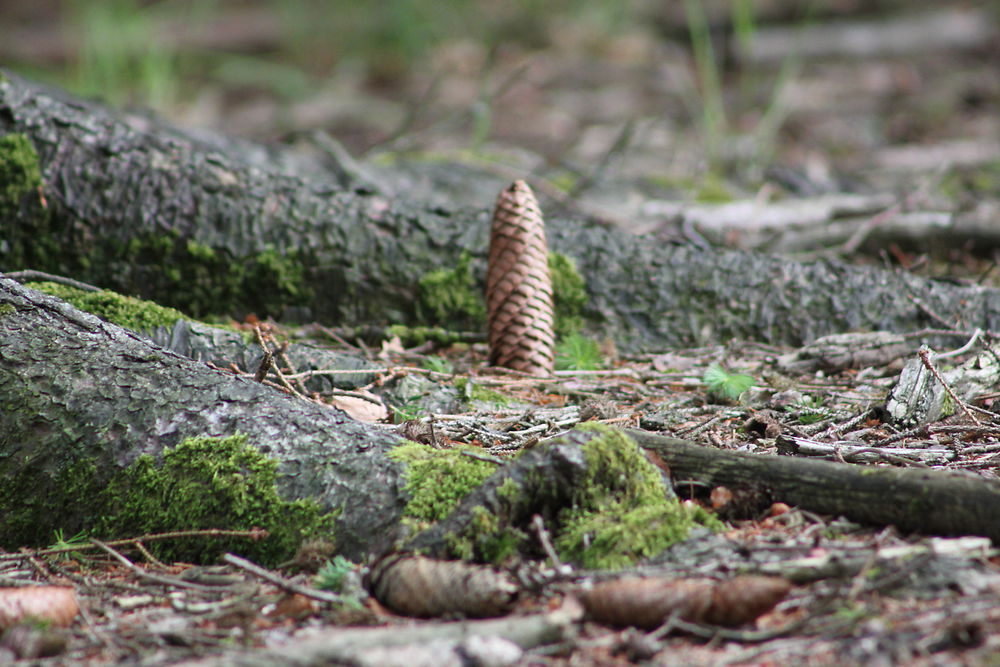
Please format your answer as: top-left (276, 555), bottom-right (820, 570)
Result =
top-left (4, 276), bottom-right (999, 564)
top-left (0, 277), bottom-right (408, 562)
top-left (3, 70), bottom-right (1000, 352)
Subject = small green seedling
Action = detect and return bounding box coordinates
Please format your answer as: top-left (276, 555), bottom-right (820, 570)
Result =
top-left (47, 529), bottom-right (90, 562)
top-left (314, 555), bottom-right (355, 592)
top-left (555, 334), bottom-right (604, 371)
top-left (702, 363), bottom-right (754, 401)
top-left (314, 556), bottom-right (365, 610)
top-left (421, 356), bottom-right (454, 375)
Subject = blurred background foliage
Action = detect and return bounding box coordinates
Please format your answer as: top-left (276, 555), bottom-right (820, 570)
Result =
top-left (3, 1), bottom-right (995, 206)
top-left (6, 0), bottom-right (643, 110)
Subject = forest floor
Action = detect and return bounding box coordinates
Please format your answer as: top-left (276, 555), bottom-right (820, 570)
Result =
top-left (2, 1), bottom-right (1000, 665)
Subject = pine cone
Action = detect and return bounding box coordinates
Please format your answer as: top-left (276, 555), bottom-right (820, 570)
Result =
top-left (485, 180), bottom-right (555, 376)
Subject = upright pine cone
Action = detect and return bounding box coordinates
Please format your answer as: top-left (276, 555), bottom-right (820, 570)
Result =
top-left (486, 180), bottom-right (555, 376)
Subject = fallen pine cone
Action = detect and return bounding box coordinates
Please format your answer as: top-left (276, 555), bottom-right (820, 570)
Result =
top-left (366, 553), bottom-right (518, 619)
top-left (580, 575), bottom-right (791, 630)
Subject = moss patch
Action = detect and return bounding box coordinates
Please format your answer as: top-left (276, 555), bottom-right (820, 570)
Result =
top-left (548, 252), bottom-right (587, 337)
top-left (417, 251), bottom-right (486, 330)
top-left (454, 377), bottom-right (512, 408)
top-left (26, 281), bottom-right (190, 333)
top-left (0, 133), bottom-right (42, 209)
top-left (0, 435), bottom-right (336, 565)
top-left (389, 441), bottom-right (498, 530)
top-left (386, 324), bottom-right (471, 347)
top-left (553, 424), bottom-right (723, 569)
top-left (0, 133), bottom-right (56, 270)
top-left (94, 434), bottom-right (337, 564)
top-left (119, 233), bottom-right (312, 320)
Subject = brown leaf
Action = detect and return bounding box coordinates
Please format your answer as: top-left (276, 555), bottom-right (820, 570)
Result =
top-left (266, 593), bottom-right (317, 621)
top-left (366, 553), bottom-right (517, 618)
top-left (329, 391), bottom-right (388, 422)
top-left (0, 586), bottom-right (79, 629)
top-left (581, 575), bottom-right (791, 630)
top-left (485, 180), bottom-right (555, 376)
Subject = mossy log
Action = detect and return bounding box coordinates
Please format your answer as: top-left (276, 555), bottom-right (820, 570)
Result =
top-left (0, 277), bottom-right (407, 562)
top-left (3, 70), bottom-right (1000, 351)
top-left (3, 275), bottom-right (1000, 564)
top-left (629, 430), bottom-right (1000, 542)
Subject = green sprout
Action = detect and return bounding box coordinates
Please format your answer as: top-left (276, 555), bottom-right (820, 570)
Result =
top-left (391, 398), bottom-right (425, 422)
top-left (791, 395), bottom-right (832, 425)
top-left (421, 356), bottom-right (454, 375)
top-left (47, 529), bottom-right (90, 562)
top-left (555, 334), bottom-right (604, 371)
top-left (702, 363), bottom-right (754, 401)
top-left (314, 555), bottom-right (355, 592)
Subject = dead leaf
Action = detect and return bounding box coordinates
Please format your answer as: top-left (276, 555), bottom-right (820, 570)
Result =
top-left (330, 391), bottom-right (388, 422)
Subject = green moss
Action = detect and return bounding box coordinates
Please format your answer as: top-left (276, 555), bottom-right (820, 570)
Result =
top-left (939, 391), bottom-right (955, 419)
top-left (389, 441), bottom-right (498, 528)
top-left (122, 234), bottom-right (312, 319)
top-left (445, 505), bottom-right (521, 564)
top-left (0, 435), bottom-right (335, 565)
top-left (26, 281), bottom-right (189, 332)
top-left (548, 252), bottom-right (588, 337)
top-left (413, 250), bottom-right (587, 338)
top-left (0, 134), bottom-right (42, 208)
top-left (455, 377), bottom-right (511, 408)
top-left (94, 434), bottom-right (337, 564)
top-left (0, 133), bottom-right (56, 270)
top-left (694, 172), bottom-right (736, 203)
top-left (0, 303), bottom-right (15, 318)
top-left (417, 252), bottom-right (486, 330)
top-left (547, 170), bottom-right (579, 193)
top-left (553, 424), bottom-right (723, 569)
top-left (386, 324), bottom-right (469, 347)
top-left (0, 457), bottom-right (104, 549)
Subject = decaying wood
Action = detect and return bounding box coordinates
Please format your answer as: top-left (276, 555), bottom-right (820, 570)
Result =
top-left (739, 7), bottom-right (995, 62)
top-left (754, 536), bottom-right (993, 584)
top-left (886, 348), bottom-right (1000, 426)
top-left (779, 436), bottom-right (954, 466)
top-left (6, 70), bottom-right (1000, 351)
top-left (629, 429), bottom-right (1000, 542)
top-left (776, 331), bottom-right (916, 373)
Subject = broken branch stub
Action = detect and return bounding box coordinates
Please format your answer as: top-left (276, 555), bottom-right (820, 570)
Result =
top-left (486, 181), bottom-right (556, 376)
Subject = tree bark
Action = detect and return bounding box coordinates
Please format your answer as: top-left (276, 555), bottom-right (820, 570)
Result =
top-left (0, 277), bottom-right (407, 560)
top-left (3, 69), bottom-right (1000, 352)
